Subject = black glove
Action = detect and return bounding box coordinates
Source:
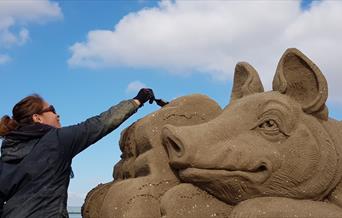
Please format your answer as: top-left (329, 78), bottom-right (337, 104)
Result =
top-left (133, 88), bottom-right (155, 106)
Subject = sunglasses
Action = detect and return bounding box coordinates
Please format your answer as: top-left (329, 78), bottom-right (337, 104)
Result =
top-left (39, 105), bottom-right (56, 114)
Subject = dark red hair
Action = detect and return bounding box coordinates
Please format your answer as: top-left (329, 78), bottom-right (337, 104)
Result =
top-left (0, 94), bottom-right (45, 137)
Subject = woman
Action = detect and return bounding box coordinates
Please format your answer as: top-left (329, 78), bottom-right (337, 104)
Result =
top-left (0, 88), bottom-right (154, 217)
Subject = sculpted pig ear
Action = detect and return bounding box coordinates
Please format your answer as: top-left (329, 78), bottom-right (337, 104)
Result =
top-left (273, 48), bottom-right (328, 120)
top-left (230, 62), bottom-right (264, 102)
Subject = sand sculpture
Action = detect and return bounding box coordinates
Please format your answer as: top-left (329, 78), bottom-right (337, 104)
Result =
top-left (82, 48), bottom-right (342, 218)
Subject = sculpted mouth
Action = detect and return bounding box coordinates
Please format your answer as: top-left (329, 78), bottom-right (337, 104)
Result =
top-left (178, 165), bottom-right (270, 184)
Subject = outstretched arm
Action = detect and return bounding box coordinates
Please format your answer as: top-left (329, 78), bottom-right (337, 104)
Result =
top-left (57, 99), bottom-right (140, 158)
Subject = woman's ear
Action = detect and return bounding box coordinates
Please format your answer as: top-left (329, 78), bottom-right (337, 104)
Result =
top-left (32, 114), bottom-right (42, 123)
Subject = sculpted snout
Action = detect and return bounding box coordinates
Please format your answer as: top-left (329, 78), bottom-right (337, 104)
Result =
top-left (162, 123), bottom-right (277, 204)
top-left (162, 124), bottom-right (194, 169)
top-left (162, 124), bottom-right (275, 179)
top-left (162, 123), bottom-right (226, 169)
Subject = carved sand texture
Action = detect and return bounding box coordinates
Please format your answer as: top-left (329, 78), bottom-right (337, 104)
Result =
top-left (162, 48), bottom-right (342, 217)
top-left (84, 48), bottom-right (342, 218)
top-left (81, 182), bottom-right (113, 218)
top-left (160, 184), bottom-right (233, 218)
top-left (82, 95), bottom-right (222, 218)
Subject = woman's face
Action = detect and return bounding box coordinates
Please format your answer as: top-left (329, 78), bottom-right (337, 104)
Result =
top-left (32, 101), bottom-right (61, 128)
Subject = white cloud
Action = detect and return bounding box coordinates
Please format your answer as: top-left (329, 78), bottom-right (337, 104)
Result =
top-left (126, 80), bottom-right (147, 93)
top-left (69, 0), bottom-right (342, 104)
top-left (0, 0), bottom-right (62, 48)
top-left (0, 54), bottom-right (11, 64)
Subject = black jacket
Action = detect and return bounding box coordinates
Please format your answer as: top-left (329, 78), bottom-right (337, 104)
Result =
top-left (0, 100), bottom-right (138, 218)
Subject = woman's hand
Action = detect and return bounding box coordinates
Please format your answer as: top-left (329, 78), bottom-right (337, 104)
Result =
top-left (133, 88), bottom-right (155, 107)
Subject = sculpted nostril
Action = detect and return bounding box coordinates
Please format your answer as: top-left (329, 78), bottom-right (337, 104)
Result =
top-left (165, 136), bottom-right (184, 158)
top-left (169, 137), bottom-right (181, 153)
top-left (162, 125), bottom-right (185, 158)
top-left (162, 125), bottom-right (190, 169)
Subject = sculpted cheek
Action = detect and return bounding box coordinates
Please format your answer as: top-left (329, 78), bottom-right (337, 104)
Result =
top-left (285, 135), bottom-right (319, 183)
top-left (263, 127), bottom-right (320, 197)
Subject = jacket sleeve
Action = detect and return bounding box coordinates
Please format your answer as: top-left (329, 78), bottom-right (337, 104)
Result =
top-left (56, 100), bottom-right (139, 158)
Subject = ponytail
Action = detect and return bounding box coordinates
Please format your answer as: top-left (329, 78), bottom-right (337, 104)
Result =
top-left (0, 115), bottom-right (18, 137)
top-left (0, 94), bottom-right (45, 137)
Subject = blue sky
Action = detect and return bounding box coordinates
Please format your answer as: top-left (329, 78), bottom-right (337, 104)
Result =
top-left (1, 0), bottom-right (341, 206)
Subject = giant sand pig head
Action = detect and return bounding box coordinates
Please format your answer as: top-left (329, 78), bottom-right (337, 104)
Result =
top-left (162, 48), bottom-right (341, 205)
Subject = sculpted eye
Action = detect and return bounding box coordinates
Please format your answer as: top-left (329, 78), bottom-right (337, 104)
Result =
top-left (257, 119), bottom-right (286, 139)
top-left (255, 110), bottom-right (290, 140)
top-left (259, 119), bottom-right (278, 131)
